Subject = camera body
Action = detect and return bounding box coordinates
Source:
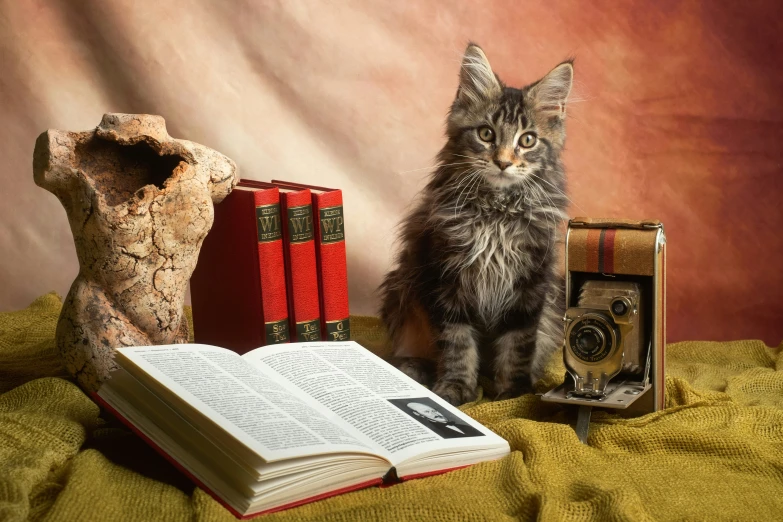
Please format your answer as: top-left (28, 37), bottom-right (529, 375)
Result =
top-left (542, 218), bottom-right (666, 415)
top-left (564, 280), bottom-right (643, 397)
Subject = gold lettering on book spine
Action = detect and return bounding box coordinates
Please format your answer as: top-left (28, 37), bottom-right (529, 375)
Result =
top-left (256, 203), bottom-right (282, 243)
top-left (326, 318), bottom-right (350, 341)
top-left (287, 204), bottom-right (314, 243)
top-left (319, 205), bottom-right (345, 244)
top-left (295, 319), bottom-right (321, 342)
top-left (264, 319), bottom-right (289, 344)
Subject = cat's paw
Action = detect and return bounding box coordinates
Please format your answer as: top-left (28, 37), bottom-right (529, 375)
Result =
top-left (391, 357), bottom-right (435, 386)
top-left (432, 380), bottom-right (478, 406)
top-left (494, 382), bottom-right (534, 401)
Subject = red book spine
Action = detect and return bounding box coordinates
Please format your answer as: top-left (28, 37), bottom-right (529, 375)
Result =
top-left (311, 190), bottom-right (350, 341)
top-left (190, 187), bottom-right (289, 353)
top-left (279, 189), bottom-right (322, 342)
top-left (252, 188), bottom-right (290, 345)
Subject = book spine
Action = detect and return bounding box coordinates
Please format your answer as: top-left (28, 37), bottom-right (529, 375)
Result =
top-left (191, 188), bottom-right (290, 353)
top-left (192, 190), bottom-right (265, 353)
top-left (253, 188), bottom-right (290, 345)
top-left (280, 190), bottom-right (322, 342)
top-left (311, 190), bottom-right (350, 341)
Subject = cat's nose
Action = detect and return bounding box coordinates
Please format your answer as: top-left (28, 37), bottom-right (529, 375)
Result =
top-left (494, 160), bottom-right (512, 171)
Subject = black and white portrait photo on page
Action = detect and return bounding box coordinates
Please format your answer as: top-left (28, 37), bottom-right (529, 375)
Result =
top-left (388, 397), bottom-right (485, 439)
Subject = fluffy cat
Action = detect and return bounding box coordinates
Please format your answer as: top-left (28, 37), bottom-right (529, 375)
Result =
top-left (379, 43), bottom-right (573, 406)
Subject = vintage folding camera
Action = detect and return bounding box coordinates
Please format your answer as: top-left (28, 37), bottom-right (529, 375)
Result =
top-left (542, 218), bottom-right (667, 416)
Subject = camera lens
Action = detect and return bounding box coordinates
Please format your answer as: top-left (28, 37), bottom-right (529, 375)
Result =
top-left (573, 325), bottom-right (605, 358)
top-left (612, 299), bottom-right (628, 316)
top-left (568, 316), bottom-right (613, 363)
top-left (577, 329), bottom-right (601, 353)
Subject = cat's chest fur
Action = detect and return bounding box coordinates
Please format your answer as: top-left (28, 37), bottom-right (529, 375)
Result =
top-left (437, 206), bottom-right (549, 326)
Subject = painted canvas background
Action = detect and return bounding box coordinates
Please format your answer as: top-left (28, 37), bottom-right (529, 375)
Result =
top-left (1, 0), bottom-right (781, 344)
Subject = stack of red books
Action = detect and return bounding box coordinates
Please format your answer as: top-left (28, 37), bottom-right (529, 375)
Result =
top-left (190, 179), bottom-right (350, 352)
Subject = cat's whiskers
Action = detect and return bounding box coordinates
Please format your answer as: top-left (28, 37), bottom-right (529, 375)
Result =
top-left (531, 170), bottom-right (586, 215)
top-left (457, 168), bottom-right (486, 213)
top-left (397, 161), bottom-right (481, 175)
top-left (449, 156), bottom-right (491, 174)
top-left (424, 166), bottom-right (478, 224)
top-left (452, 169), bottom-right (483, 218)
top-left (457, 175), bottom-right (484, 217)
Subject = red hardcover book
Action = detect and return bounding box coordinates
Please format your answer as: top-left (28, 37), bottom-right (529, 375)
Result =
top-left (190, 182), bottom-right (289, 353)
top-left (272, 180), bottom-right (350, 341)
top-left (244, 181), bottom-right (321, 342)
top-left (94, 341), bottom-right (511, 517)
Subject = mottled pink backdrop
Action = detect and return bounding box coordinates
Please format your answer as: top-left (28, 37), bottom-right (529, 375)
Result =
top-left (1, 0), bottom-right (781, 344)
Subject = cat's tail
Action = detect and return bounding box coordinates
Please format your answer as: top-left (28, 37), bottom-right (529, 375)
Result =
top-left (379, 270), bottom-right (439, 386)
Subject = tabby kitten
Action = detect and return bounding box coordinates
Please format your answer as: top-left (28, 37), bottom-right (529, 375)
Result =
top-left (379, 43), bottom-right (573, 406)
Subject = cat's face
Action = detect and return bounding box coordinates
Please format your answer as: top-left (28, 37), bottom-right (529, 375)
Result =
top-left (445, 44), bottom-right (573, 190)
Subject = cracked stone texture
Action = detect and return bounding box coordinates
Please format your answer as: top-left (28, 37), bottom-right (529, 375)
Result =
top-left (33, 113), bottom-right (237, 392)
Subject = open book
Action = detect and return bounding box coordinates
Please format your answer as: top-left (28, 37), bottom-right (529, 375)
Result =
top-left (95, 341), bottom-right (510, 518)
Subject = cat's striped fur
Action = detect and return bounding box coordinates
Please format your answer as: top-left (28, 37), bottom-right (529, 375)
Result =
top-left (379, 43), bottom-right (573, 406)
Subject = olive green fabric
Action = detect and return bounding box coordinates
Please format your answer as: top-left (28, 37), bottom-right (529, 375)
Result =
top-left (1, 293), bottom-right (782, 521)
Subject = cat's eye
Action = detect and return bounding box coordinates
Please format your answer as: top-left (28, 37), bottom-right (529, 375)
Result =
top-left (477, 126), bottom-right (495, 142)
top-left (519, 132), bottom-right (537, 148)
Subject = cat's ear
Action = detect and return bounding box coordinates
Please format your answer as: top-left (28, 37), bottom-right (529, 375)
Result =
top-left (529, 61), bottom-right (574, 117)
top-left (456, 43), bottom-right (502, 105)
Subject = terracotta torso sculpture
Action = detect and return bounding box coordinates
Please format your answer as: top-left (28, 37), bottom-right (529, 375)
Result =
top-left (34, 113), bottom-right (237, 392)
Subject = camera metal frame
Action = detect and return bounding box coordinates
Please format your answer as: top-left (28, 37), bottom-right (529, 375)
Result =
top-left (542, 218), bottom-right (667, 417)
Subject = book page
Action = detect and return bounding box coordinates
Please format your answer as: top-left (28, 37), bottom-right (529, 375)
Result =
top-left (113, 344), bottom-right (389, 463)
top-left (242, 342), bottom-right (507, 465)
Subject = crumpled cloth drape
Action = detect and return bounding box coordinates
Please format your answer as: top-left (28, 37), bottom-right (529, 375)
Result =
top-left (1, 293), bottom-right (782, 521)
